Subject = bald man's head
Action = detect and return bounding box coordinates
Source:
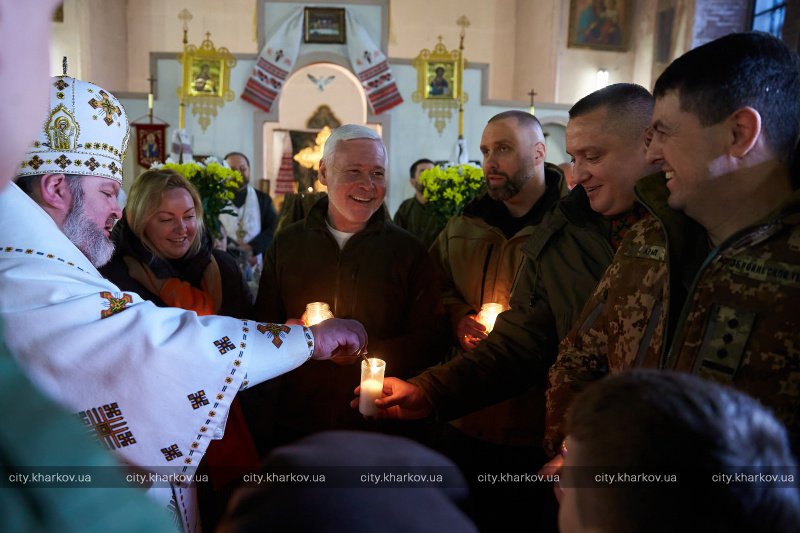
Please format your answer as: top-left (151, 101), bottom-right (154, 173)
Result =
top-left (488, 110), bottom-right (545, 144)
top-left (480, 110), bottom-right (547, 204)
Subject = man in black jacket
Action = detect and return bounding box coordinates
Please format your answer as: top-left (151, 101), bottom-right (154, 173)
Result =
top-left (246, 125), bottom-right (446, 453)
top-left (222, 151), bottom-right (278, 269)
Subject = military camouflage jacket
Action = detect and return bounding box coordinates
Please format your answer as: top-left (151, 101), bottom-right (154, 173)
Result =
top-left (546, 173), bottom-right (800, 455)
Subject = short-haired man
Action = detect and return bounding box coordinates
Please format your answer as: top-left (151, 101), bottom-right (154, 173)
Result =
top-left (221, 151), bottom-right (277, 270)
top-left (559, 370), bottom-right (800, 532)
top-left (393, 158), bottom-right (445, 248)
top-left (2, 74), bottom-right (365, 530)
top-left (425, 110), bottom-right (566, 529)
top-left (548, 32), bottom-right (800, 455)
top-left (253, 124), bottom-right (445, 448)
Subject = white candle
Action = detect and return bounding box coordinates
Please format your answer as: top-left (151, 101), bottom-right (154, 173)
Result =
top-left (477, 303), bottom-right (504, 333)
top-left (359, 358), bottom-right (386, 417)
top-left (359, 378), bottom-right (384, 416)
top-left (303, 302), bottom-right (333, 326)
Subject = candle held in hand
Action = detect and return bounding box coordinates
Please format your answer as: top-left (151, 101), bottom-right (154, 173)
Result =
top-left (303, 302), bottom-right (334, 327)
top-left (358, 358), bottom-right (386, 416)
top-left (476, 303), bottom-right (505, 333)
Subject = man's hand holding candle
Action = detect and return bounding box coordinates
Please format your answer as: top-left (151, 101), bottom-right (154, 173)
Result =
top-left (456, 314), bottom-right (487, 352)
top-left (351, 377), bottom-right (433, 420)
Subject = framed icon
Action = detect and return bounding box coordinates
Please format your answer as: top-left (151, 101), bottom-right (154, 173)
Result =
top-left (568, 0), bottom-right (632, 51)
top-left (304, 7), bottom-right (346, 44)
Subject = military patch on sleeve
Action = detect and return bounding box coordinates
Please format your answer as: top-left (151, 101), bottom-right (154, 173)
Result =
top-left (624, 244), bottom-right (666, 262)
top-left (724, 255), bottom-right (800, 287)
top-left (695, 304), bottom-right (756, 380)
top-left (256, 323), bottom-right (292, 348)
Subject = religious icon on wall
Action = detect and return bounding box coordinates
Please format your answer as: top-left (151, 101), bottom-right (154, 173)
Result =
top-left (178, 33), bottom-right (237, 131)
top-left (189, 59), bottom-right (223, 97)
top-left (304, 8), bottom-right (346, 44)
top-left (426, 63), bottom-right (455, 98)
top-left (411, 37), bottom-right (463, 133)
top-left (568, 0), bottom-right (631, 51)
top-left (134, 123), bottom-right (167, 169)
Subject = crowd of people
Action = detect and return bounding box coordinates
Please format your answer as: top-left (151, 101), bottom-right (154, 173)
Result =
top-left (0, 2), bottom-right (799, 531)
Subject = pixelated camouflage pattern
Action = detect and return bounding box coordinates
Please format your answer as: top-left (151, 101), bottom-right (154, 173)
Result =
top-left (546, 174), bottom-right (800, 456)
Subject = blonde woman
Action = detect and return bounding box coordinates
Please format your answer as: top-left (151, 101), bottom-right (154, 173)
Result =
top-left (101, 168), bottom-right (252, 316)
top-left (100, 168), bottom-right (257, 530)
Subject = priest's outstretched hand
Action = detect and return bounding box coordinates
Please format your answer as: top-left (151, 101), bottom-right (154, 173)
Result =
top-left (309, 318), bottom-right (367, 361)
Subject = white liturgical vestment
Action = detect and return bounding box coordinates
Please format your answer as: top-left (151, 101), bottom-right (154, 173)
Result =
top-left (0, 183), bottom-right (315, 531)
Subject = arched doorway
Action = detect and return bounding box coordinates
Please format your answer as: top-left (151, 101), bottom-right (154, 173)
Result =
top-left (262, 62), bottom-right (379, 199)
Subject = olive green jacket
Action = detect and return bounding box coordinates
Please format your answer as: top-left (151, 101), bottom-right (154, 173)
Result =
top-left (411, 183), bottom-right (618, 446)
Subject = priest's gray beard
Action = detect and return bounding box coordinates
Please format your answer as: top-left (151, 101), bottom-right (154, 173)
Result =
top-left (62, 177), bottom-right (115, 267)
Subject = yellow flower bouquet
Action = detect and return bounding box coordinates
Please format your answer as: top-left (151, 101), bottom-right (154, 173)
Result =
top-left (419, 164), bottom-right (485, 223)
top-left (153, 157), bottom-right (242, 237)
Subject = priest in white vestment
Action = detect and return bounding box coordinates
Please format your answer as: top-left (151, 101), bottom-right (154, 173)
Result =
top-left (0, 73), bottom-right (365, 532)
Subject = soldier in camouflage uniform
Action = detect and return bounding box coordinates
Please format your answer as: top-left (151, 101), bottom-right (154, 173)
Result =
top-left (547, 32), bottom-right (800, 457)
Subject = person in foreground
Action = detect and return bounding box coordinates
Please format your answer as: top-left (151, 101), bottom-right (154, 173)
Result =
top-left (558, 370), bottom-right (800, 533)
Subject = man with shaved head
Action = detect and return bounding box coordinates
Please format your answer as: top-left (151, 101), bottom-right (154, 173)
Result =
top-left (423, 110), bottom-right (567, 527)
top-left (427, 110), bottom-right (565, 458)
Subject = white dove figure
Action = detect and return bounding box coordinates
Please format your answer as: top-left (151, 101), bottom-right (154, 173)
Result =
top-left (308, 73), bottom-right (335, 92)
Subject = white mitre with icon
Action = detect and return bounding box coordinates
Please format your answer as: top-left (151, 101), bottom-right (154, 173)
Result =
top-left (17, 59), bottom-right (129, 184)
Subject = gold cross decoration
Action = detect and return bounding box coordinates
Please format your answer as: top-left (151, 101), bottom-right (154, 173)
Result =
top-left (89, 90), bottom-right (122, 126)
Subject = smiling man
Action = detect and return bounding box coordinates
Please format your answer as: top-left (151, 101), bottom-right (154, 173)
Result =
top-left (249, 124), bottom-right (445, 452)
top-left (547, 31), bottom-right (800, 455)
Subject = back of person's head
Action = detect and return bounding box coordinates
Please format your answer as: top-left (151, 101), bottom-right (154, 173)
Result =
top-left (410, 158), bottom-right (434, 178)
top-left (654, 31), bottom-right (800, 164)
top-left (569, 83), bottom-right (653, 141)
top-left (217, 431), bottom-right (476, 533)
top-left (564, 370), bottom-right (799, 533)
top-left (125, 168), bottom-right (205, 257)
top-left (321, 124), bottom-right (385, 166)
top-left (487, 110), bottom-right (544, 139)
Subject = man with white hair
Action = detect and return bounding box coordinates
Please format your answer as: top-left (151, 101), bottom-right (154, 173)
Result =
top-left (1, 73), bottom-right (365, 531)
top-left (249, 124), bottom-right (445, 451)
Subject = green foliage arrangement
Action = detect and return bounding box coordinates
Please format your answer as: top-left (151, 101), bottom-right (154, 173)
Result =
top-left (419, 164), bottom-right (485, 222)
top-left (154, 158), bottom-right (242, 238)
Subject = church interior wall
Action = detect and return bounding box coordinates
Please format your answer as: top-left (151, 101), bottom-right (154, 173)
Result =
top-left (51, 0), bottom-right (758, 214)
